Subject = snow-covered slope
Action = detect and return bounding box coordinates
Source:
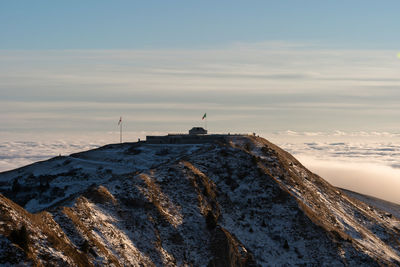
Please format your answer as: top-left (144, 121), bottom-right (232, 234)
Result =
top-left (1, 136), bottom-right (400, 266)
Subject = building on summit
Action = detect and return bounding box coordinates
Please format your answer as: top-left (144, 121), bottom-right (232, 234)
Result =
top-left (146, 127), bottom-right (247, 144)
top-left (188, 127), bottom-right (207, 135)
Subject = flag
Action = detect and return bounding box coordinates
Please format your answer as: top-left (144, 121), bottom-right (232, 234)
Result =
top-left (202, 113), bottom-right (206, 120)
top-left (118, 117), bottom-right (122, 125)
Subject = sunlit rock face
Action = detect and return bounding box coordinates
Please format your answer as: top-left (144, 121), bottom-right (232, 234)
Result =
top-left (1, 135), bottom-right (400, 266)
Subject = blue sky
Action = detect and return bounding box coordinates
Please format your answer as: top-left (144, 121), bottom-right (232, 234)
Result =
top-left (1, 1), bottom-right (400, 49)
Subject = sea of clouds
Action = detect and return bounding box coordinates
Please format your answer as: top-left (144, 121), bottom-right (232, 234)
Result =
top-left (270, 131), bottom-right (400, 204)
top-left (0, 131), bottom-right (165, 172)
top-left (0, 140), bottom-right (100, 172)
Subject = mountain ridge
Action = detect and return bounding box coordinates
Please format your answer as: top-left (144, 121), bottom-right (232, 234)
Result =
top-left (1, 135), bottom-right (400, 266)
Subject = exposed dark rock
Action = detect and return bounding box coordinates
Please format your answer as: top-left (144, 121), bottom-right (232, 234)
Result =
top-left (209, 227), bottom-right (258, 267)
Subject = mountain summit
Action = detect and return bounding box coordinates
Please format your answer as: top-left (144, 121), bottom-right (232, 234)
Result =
top-left (1, 135), bottom-right (400, 266)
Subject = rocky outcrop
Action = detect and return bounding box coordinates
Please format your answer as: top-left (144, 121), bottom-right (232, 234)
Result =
top-left (209, 226), bottom-right (258, 267)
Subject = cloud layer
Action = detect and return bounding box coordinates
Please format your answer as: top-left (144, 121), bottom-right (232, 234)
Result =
top-left (271, 131), bottom-right (400, 204)
top-left (1, 45), bottom-right (400, 135)
top-left (296, 156), bottom-right (400, 204)
top-left (0, 140), bottom-right (100, 172)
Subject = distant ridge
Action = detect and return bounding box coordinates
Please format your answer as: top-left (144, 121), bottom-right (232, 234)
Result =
top-left (341, 188), bottom-right (400, 219)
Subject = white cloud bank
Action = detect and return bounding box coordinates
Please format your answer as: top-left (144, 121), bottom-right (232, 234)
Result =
top-left (272, 132), bottom-right (400, 204)
top-left (297, 155), bottom-right (400, 204)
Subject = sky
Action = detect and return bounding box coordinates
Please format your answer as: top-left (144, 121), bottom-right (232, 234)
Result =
top-left (1, 1), bottom-right (400, 49)
top-left (1, 1), bottom-right (400, 202)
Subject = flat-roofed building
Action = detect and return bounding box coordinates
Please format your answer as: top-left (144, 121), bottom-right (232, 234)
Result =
top-left (189, 127), bottom-right (207, 135)
top-left (146, 127), bottom-right (247, 144)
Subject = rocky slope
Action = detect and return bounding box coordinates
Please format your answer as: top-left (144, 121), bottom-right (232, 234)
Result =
top-left (1, 135), bottom-right (400, 266)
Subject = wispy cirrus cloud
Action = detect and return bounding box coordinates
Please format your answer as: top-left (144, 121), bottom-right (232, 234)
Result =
top-left (1, 44), bottom-right (400, 134)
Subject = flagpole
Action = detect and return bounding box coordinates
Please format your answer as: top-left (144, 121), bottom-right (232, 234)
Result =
top-left (118, 117), bottom-right (122, 143)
